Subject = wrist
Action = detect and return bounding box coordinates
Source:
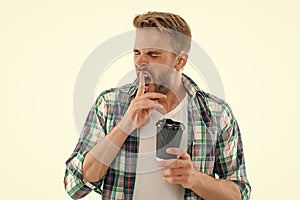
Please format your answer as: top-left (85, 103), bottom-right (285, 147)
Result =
top-left (190, 170), bottom-right (204, 191)
top-left (115, 124), bottom-right (131, 138)
top-left (117, 111), bottom-right (138, 134)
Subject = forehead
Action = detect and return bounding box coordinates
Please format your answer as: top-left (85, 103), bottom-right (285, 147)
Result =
top-left (134, 28), bottom-right (175, 53)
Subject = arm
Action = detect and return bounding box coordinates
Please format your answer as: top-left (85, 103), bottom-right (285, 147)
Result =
top-left (64, 97), bottom-right (108, 199)
top-left (64, 72), bottom-right (166, 199)
top-left (82, 72), bottom-right (166, 183)
top-left (190, 170), bottom-right (241, 200)
top-left (161, 106), bottom-right (251, 200)
top-left (161, 149), bottom-right (241, 200)
top-left (82, 126), bottom-right (129, 182)
top-left (213, 111), bottom-right (251, 200)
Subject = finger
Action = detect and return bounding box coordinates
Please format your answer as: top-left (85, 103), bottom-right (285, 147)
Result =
top-left (157, 159), bottom-right (177, 167)
top-left (168, 159), bottom-right (192, 169)
top-left (136, 72), bottom-right (145, 96)
top-left (134, 93), bottom-right (166, 103)
top-left (140, 92), bottom-right (167, 100)
top-left (134, 99), bottom-right (163, 110)
top-left (166, 148), bottom-right (190, 159)
top-left (163, 176), bottom-right (187, 185)
top-left (163, 168), bottom-right (187, 177)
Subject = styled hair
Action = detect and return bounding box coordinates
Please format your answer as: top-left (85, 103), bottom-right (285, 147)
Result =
top-left (133, 11), bottom-right (192, 53)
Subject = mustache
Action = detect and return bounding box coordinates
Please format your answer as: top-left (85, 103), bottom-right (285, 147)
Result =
top-left (136, 64), bottom-right (149, 73)
top-left (136, 66), bottom-right (152, 78)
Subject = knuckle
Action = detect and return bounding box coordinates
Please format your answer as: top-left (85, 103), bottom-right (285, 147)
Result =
top-left (181, 169), bottom-right (187, 175)
top-left (131, 99), bottom-right (137, 104)
top-left (163, 171), bottom-right (167, 176)
top-left (182, 177), bottom-right (188, 184)
top-left (135, 102), bottom-right (141, 109)
top-left (170, 177), bottom-right (175, 183)
top-left (169, 168), bottom-right (175, 174)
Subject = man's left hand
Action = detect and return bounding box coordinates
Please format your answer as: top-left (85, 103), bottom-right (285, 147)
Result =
top-left (159, 148), bottom-right (197, 189)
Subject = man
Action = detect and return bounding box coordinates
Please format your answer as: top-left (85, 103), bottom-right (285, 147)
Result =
top-left (64, 11), bottom-right (251, 200)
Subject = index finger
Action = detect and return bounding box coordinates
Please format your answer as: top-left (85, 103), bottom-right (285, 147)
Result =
top-left (136, 72), bottom-right (145, 96)
top-left (166, 148), bottom-right (190, 159)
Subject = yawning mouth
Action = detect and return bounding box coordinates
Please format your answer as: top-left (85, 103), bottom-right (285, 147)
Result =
top-left (139, 71), bottom-right (153, 92)
top-left (144, 74), bottom-right (152, 87)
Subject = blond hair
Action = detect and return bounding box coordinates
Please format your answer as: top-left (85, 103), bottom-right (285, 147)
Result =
top-left (133, 11), bottom-right (192, 53)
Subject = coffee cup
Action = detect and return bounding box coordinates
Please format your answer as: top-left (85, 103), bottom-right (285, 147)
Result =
top-left (156, 118), bottom-right (185, 160)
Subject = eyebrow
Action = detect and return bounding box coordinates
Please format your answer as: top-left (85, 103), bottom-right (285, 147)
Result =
top-left (133, 49), bottom-right (163, 54)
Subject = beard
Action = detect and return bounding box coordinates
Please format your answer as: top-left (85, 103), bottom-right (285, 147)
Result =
top-left (153, 70), bottom-right (175, 95)
top-left (154, 84), bottom-right (169, 95)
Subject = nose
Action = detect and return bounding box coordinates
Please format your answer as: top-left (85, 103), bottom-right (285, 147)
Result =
top-left (135, 53), bottom-right (149, 69)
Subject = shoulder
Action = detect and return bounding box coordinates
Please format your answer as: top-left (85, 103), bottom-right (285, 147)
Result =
top-left (183, 73), bottom-right (233, 118)
top-left (94, 83), bottom-right (136, 107)
top-left (198, 91), bottom-right (230, 113)
top-left (195, 90), bottom-right (236, 130)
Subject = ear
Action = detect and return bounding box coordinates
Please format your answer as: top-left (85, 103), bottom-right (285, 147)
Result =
top-left (175, 52), bottom-right (188, 71)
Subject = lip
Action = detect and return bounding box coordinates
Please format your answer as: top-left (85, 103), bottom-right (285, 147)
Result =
top-left (138, 71), bottom-right (153, 91)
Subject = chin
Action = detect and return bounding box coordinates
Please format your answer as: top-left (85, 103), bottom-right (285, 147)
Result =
top-left (155, 85), bottom-right (169, 95)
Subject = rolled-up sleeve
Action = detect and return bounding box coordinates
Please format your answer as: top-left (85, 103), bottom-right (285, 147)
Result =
top-left (214, 106), bottom-right (251, 200)
top-left (64, 95), bottom-right (108, 199)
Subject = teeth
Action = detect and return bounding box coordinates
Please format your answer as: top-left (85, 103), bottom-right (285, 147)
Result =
top-left (139, 71), bottom-right (152, 83)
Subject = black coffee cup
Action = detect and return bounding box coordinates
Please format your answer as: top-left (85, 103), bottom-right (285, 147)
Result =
top-left (156, 118), bottom-right (185, 160)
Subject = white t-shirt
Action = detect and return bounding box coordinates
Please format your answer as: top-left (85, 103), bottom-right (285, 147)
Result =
top-left (133, 95), bottom-right (188, 200)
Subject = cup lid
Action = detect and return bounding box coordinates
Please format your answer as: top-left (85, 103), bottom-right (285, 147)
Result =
top-left (155, 118), bottom-right (185, 130)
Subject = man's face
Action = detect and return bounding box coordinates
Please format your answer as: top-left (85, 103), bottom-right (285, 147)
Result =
top-left (134, 28), bottom-right (179, 95)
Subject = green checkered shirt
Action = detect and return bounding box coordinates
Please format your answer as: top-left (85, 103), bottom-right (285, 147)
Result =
top-left (64, 74), bottom-right (251, 199)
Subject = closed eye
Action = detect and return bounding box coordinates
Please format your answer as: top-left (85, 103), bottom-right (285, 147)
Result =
top-left (133, 49), bottom-right (162, 58)
top-left (133, 49), bottom-right (140, 55)
top-left (148, 51), bottom-right (161, 58)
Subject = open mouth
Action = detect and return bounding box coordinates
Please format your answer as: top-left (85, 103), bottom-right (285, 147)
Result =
top-left (144, 74), bottom-right (152, 87)
top-left (140, 71), bottom-right (153, 92)
top-left (142, 72), bottom-right (160, 100)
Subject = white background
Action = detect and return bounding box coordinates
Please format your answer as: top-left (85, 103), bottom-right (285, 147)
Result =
top-left (1, 0), bottom-right (299, 199)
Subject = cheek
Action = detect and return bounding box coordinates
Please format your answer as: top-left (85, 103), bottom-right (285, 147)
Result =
top-left (165, 57), bottom-right (177, 67)
top-left (133, 56), bottom-right (138, 64)
top-left (160, 57), bottom-right (172, 64)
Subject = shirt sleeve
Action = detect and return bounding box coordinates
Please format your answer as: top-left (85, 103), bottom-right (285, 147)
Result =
top-left (64, 95), bottom-right (108, 199)
top-left (214, 106), bottom-right (251, 200)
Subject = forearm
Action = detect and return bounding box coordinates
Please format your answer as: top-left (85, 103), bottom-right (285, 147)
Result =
top-left (82, 125), bottom-right (129, 182)
top-left (191, 171), bottom-right (241, 200)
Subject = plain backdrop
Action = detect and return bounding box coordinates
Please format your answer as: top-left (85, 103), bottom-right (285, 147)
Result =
top-left (1, 0), bottom-right (299, 199)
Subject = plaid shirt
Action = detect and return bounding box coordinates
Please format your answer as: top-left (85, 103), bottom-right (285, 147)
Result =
top-left (64, 74), bottom-right (251, 199)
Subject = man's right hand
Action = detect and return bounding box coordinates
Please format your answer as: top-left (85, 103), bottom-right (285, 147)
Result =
top-left (117, 72), bottom-right (166, 134)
